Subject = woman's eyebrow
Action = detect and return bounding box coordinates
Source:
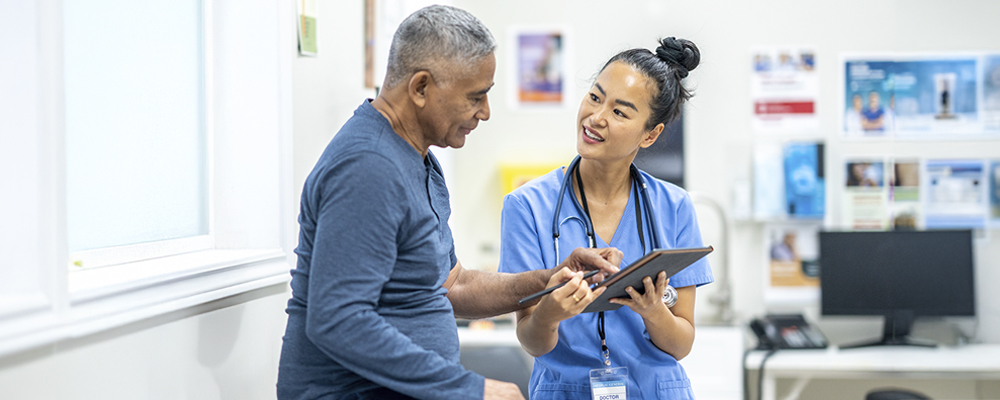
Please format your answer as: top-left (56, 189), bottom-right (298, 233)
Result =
top-left (615, 99), bottom-right (638, 112)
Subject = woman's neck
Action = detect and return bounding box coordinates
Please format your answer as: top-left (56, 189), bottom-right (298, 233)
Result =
top-left (575, 158), bottom-right (633, 205)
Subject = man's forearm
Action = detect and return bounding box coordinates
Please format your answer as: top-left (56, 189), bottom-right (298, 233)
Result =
top-left (448, 269), bottom-right (554, 319)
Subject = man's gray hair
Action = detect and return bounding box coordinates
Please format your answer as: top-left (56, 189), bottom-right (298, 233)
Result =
top-left (383, 5), bottom-right (496, 89)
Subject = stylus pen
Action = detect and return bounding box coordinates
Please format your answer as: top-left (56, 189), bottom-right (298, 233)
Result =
top-left (517, 270), bottom-right (601, 305)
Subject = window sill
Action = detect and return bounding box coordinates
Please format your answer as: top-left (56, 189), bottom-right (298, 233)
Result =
top-left (0, 249), bottom-right (291, 358)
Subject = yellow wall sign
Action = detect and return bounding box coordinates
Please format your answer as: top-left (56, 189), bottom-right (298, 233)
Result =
top-left (499, 164), bottom-right (563, 196)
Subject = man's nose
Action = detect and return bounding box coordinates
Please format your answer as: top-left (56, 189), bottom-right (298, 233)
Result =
top-left (477, 95), bottom-right (491, 121)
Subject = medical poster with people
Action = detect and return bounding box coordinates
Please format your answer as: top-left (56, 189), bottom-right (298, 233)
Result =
top-left (843, 53), bottom-right (997, 138)
top-left (842, 158), bottom-right (890, 230)
top-left (763, 223), bottom-right (820, 304)
top-left (751, 47), bottom-right (819, 134)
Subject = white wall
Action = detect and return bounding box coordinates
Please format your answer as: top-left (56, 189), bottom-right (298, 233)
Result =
top-left (449, 0), bottom-right (1000, 339)
top-left (0, 287), bottom-right (288, 400)
top-left (443, 0), bottom-right (1000, 398)
top-left (291, 1), bottom-right (376, 197)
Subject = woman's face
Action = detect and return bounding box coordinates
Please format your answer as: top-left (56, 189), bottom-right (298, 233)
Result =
top-left (576, 61), bottom-right (663, 163)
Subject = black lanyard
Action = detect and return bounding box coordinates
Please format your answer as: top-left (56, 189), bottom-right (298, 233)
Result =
top-left (573, 162), bottom-right (647, 366)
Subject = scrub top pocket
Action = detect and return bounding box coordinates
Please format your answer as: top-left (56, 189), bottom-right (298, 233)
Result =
top-left (533, 383), bottom-right (591, 400)
top-left (656, 378), bottom-right (694, 400)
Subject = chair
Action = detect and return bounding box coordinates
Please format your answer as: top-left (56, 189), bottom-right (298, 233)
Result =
top-left (865, 388), bottom-right (932, 400)
top-left (460, 346), bottom-right (532, 398)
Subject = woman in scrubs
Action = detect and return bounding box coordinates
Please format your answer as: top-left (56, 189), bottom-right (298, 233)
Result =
top-left (498, 38), bottom-right (713, 399)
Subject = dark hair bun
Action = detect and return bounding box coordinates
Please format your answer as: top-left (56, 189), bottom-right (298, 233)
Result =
top-left (655, 37), bottom-right (700, 78)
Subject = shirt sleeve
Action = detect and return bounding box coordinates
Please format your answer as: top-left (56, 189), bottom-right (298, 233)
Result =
top-left (499, 193), bottom-right (546, 274)
top-left (305, 151), bottom-right (483, 400)
top-left (665, 192), bottom-right (715, 288)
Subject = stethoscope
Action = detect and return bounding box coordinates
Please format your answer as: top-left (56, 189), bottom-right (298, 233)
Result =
top-left (551, 155), bottom-right (663, 265)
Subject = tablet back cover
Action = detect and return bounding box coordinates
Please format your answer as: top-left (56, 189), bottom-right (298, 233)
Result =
top-left (582, 246), bottom-right (712, 313)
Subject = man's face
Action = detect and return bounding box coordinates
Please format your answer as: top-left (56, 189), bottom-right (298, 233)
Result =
top-left (868, 92), bottom-right (881, 110)
top-left (418, 54), bottom-right (495, 150)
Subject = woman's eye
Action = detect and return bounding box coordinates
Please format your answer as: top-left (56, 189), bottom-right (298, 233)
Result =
top-left (589, 93), bottom-right (599, 102)
top-left (614, 109), bottom-right (626, 117)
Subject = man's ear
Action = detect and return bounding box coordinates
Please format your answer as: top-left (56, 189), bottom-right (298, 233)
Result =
top-left (640, 123), bottom-right (665, 148)
top-left (408, 71), bottom-right (433, 108)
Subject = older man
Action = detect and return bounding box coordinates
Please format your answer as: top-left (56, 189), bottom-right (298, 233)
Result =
top-left (277, 5), bottom-right (620, 400)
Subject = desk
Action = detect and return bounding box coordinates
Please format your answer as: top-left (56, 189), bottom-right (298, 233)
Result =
top-left (745, 344), bottom-right (1000, 400)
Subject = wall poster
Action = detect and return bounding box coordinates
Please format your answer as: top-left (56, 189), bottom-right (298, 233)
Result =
top-left (843, 53), bottom-right (1000, 138)
top-left (842, 158), bottom-right (890, 230)
top-left (507, 27), bottom-right (571, 110)
top-left (764, 223), bottom-right (821, 304)
top-left (751, 47), bottom-right (819, 134)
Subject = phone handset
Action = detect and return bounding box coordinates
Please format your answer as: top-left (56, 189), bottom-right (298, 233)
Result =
top-left (749, 314), bottom-right (828, 350)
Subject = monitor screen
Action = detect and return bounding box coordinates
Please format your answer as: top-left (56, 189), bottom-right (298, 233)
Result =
top-left (819, 230), bottom-right (975, 318)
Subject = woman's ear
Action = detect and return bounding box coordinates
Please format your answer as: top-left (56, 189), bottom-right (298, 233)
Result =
top-left (639, 123), bottom-right (665, 148)
top-left (408, 71), bottom-right (433, 108)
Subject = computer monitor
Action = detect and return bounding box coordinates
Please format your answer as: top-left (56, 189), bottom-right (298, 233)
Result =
top-left (819, 230), bottom-right (975, 348)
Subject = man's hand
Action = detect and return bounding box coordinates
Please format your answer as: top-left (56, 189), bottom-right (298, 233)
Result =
top-left (556, 247), bottom-right (623, 284)
top-left (484, 378), bottom-right (524, 400)
top-left (532, 268), bottom-right (607, 325)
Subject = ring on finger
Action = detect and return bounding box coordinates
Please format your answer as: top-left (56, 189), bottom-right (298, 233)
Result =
top-left (572, 294), bottom-right (582, 302)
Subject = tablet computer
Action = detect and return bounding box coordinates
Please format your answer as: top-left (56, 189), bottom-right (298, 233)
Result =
top-left (582, 246), bottom-right (712, 313)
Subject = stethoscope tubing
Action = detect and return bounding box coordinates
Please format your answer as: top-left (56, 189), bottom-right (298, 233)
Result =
top-left (551, 156), bottom-right (662, 265)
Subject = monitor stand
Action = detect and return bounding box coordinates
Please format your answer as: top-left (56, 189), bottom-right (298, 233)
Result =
top-left (839, 311), bottom-right (937, 349)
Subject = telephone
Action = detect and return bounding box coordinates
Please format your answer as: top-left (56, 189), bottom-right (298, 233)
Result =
top-left (750, 314), bottom-right (828, 350)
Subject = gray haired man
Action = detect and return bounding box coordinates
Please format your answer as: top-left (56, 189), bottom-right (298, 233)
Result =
top-left (276, 5), bottom-right (621, 400)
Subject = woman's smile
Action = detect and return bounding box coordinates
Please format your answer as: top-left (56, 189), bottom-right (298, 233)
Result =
top-left (583, 125), bottom-right (606, 143)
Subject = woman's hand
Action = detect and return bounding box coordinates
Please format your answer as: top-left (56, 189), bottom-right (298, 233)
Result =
top-left (608, 271), bottom-right (671, 319)
top-left (532, 267), bottom-right (607, 325)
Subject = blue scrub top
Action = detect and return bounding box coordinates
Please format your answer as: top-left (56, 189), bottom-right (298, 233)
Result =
top-left (499, 166), bottom-right (713, 400)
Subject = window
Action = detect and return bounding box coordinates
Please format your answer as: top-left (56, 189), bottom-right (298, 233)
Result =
top-left (64, 0), bottom-right (210, 268)
top-left (0, 0), bottom-right (295, 357)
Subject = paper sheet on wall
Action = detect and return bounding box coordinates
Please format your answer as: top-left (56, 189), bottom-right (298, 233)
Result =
top-left (296, 0), bottom-right (317, 56)
top-left (751, 47), bottom-right (819, 134)
top-left (783, 142), bottom-right (825, 219)
top-left (841, 158), bottom-right (890, 230)
top-left (763, 223), bottom-right (820, 304)
top-left (753, 143), bottom-right (786, 219)
top-left (889, 159), bottom-right (923, 230)
top-left (924, 159), bottom-right (988, 229)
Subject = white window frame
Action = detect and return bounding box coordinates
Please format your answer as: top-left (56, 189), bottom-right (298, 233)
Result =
top-left (0, 0), bottom-right (296, 358)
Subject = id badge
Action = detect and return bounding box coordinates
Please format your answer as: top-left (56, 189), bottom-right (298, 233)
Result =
top-left (589, 366), bottom-right (628, 400)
